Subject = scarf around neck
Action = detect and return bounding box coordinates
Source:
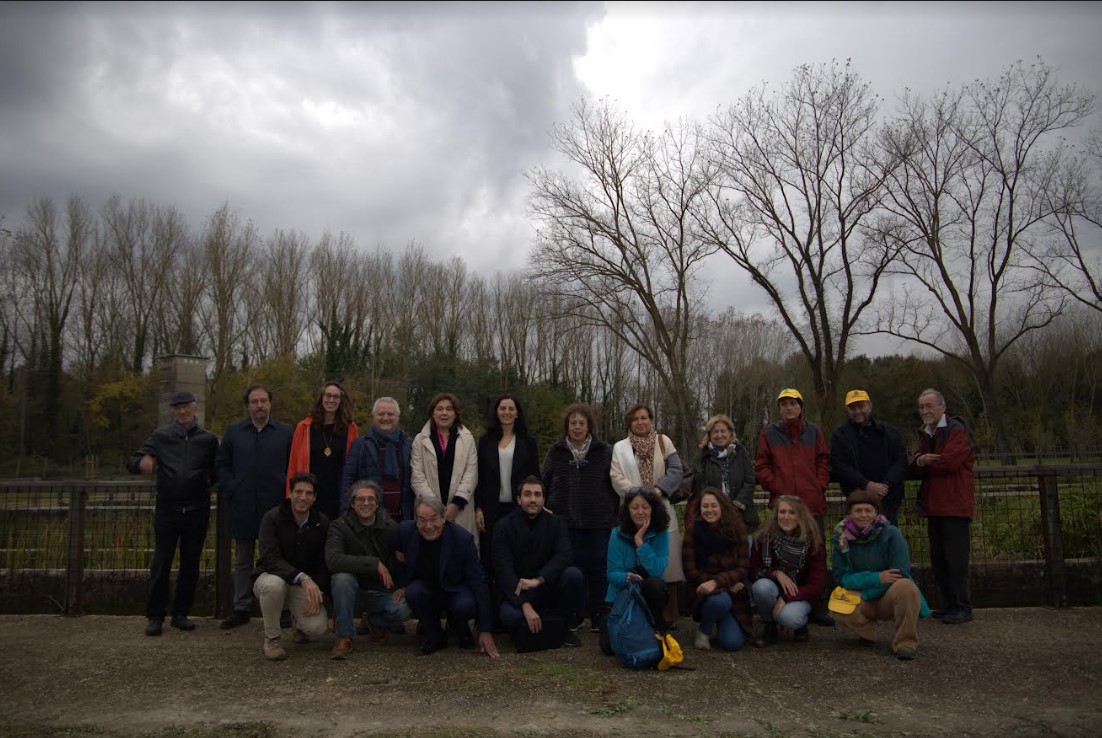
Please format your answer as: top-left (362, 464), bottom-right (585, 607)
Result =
top-left (567, 435), bottom-right (592, 461)
top-left (760, 532), bottom-right (809, 579)
top-left (369, 426), bottom-right (402, 478)
top-left (630, 431), bottom-right (657, 487)
top-left (835, 514), bottom-right (890, 553)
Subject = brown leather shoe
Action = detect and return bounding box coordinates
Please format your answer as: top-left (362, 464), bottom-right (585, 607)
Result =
top-left (331, 636), bottom-right (353, 660)
top-left (292, 628), bottom-right (309, 645)
top-left (369, 625), bottom-right (387, 645)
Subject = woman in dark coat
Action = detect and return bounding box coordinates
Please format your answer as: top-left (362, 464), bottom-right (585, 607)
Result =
top-left (475, 394), bottom-right (540, 578)
top-left (689, 414), bottom-right (758, 531)
top-left (541, 403), bottom-right (619, 631)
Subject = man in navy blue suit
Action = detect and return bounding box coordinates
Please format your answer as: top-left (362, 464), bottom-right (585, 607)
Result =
top-left (393, 498), bottom-right (499, 658)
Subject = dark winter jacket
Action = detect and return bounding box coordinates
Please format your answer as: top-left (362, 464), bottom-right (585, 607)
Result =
top-left (541, 437), bottom-right (619, 530)
top-left (830, 417), bottom-right (908, 504)
top-left (339, 428), bottom-right (414, 519)
top-left (754, 419), bottom-right (830, 516)
top-left (394, 520), bottom-right (493, 633)
top-left (216, 418), bottom-right (293, 540)
top-left (492, 507), bottom-right (573, 608)
top-left (910, 417), bottom-right (976, 519)
top-left (690, 442), bottom-right (759, 530)
top-left (325, 507), bottom-right (398, 591)
top-left (256, 499), bottom-right (330, 592)
top-left (475, 431), bottom-right (541, 523)
top-left (128, 422), bottom-right (218, 506)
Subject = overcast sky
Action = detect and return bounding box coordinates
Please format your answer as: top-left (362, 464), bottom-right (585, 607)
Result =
top-left (2, 1), bottom-right (1101, 352)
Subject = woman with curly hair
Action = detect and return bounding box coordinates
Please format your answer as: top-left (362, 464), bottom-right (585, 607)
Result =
top-left (749, 495), bottom-right (827, 646)
top-left (682, 488), bottom-right (752, 651)
top-left (605, 487), bottom-right (671, 634)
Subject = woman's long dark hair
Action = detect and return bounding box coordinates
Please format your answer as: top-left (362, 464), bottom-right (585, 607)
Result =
top-left (310, 382), bottom-right (355, 431)
top-left (691, 487), bottom-right (746, 542)
top-left (619, 487), bottom-right (670, 535)
top-left (485, 393), bottom-right (529, 436)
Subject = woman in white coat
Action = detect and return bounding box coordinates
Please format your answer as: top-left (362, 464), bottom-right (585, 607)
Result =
top-left (411, 393), bottom-right (479, 548)
top-left (610, 403), bottom-right (685, 628)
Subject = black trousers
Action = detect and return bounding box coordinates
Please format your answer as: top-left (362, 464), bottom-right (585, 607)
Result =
top-left (928, 515), bottom-right (972, 614)
top-left (147, 503), bottom-right (210, 619)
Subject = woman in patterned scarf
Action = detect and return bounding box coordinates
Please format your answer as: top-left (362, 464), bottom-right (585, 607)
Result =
top-left (749, 495), bottom-right (826, 646)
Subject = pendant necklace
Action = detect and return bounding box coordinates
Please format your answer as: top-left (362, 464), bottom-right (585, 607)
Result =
top-left (322, 425), bottom-right (335, 457)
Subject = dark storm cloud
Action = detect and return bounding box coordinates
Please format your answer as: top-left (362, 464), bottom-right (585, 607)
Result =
top-left (0, 1), bottom-right (602, 273)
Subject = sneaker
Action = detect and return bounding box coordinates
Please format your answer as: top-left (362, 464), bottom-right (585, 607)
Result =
top-left (793, 626), bottom-right (810, 643)
top-left (896, 646), bottom-right (918, 660)
top-left (220, 610), bottom-right (250, 630)
top-left (292, 628), bottom-right (309, 644)
top-left (562, 631), bottom-right (582, 648)
top-left (263, 637), bottom-right (287, 661)
top-left (753, 622), bottom-right (778, 648)
top-left (941, 610), bottom-right (973, 625)
top-left (929, 609), bottom-right (946, 619)
top-left (589, 612), bottom-right (603, 634)
top-left (145, 618), bottom-right (163, 637)
top-left (170, 615), bottom-right (196, 631)
top-left (694, 630), bottom-right (712, 650)
top-left (330, 636), bottom-right (353, 660)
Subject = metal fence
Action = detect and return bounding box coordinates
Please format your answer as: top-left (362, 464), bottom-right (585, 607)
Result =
top-left (2, 465), bottom-right (1100, 615)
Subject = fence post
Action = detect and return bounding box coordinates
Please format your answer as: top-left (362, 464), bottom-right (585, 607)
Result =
top-left (1038, 473), bottom-right (1069, 608)
top-left (64, 486), bottom-right (87, 616)
top-left (214, 490), bottom-right (232, 619)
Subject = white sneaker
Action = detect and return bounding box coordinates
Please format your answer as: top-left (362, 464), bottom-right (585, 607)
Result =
top-left (694, 630), bottom-right (711, 650)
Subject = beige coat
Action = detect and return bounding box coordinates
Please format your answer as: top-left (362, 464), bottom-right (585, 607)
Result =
top-left (411, 422), bottom-right (479, 549)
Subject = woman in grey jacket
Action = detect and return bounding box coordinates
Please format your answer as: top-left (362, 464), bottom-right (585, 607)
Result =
top-left (689, 414), bottom-right (758, 532)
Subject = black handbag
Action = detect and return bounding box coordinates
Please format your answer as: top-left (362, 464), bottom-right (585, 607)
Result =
top-left (511, 613), bottom-right (566, 653)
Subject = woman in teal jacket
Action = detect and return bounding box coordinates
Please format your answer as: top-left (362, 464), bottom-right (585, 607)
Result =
top-left (606, 487), bottom-right (670, 632)
top-left (831, 490), bottom-right (930, 660)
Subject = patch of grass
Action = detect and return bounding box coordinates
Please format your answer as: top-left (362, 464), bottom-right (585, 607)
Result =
top-left (590, 696), bottom-right (638, 717)
top-left (509, 660), bottom-right (605, 691)
top-left (0, 724), bottom-right (121, 738)
top-left (832, 708), bottom-right (877, 724)
top-left (148, 723), bottom-right (277, 738)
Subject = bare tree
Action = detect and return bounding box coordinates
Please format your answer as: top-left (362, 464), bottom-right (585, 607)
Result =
top-left (256, 228), bottom-right (311, 360)
top-left (102, 196), bottom-right (185, 372)
top-left (875, 59), bottom-right (1095, 459)
top-left (528, 99), bottom-right (716, 452)
top-left (197, 204), bottom-right (258, 420)
top-left (698, 61), bottom-right (895, 422)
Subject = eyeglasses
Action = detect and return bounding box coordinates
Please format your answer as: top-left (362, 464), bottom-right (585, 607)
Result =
top-left (352, 497), bottom-right (378, 506)
top-left (416, 514), bottom-right (443, 526)
top-left (323, 393), bottom-right (342, 400)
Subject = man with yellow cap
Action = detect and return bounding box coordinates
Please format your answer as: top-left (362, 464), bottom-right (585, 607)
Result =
top-left (754, 387), bottom-right (833, 625)
top-left (830, 390), bottom-right (908, 524)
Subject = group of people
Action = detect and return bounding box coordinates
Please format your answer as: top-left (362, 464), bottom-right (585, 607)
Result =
top-left (129, 382), bottom-right (975, 664)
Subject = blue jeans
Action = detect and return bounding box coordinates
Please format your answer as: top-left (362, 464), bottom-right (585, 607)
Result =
top-left (499, 566), bottom-right (585, 630)
top-left (751, 578), bottom-right (812, 630)
top-left (568, 528), bottom-right (609, 622)
top-left (698, 591), bottom-right (745, 651)
top-left (331, 572), bottom-right (412, 638)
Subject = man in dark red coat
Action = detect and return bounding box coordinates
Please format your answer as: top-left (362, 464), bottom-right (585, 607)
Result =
top-left (754, 387), bottom-right (833, 625)
top-left (909, 388), bottom-right (975, 625)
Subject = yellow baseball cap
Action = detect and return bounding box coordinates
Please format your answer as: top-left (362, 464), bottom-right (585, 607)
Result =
top-left (828, 586), bottom-right (862, 615)
top-left (776, 388), bottom-right (803, 403)
top-left (845, 389), bottom-right (871, 405)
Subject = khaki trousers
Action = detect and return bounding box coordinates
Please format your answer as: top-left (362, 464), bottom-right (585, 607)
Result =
top-left (253, 573), bottom-right (329, 641)
top-left (835, 578), bottom-right (920, 653)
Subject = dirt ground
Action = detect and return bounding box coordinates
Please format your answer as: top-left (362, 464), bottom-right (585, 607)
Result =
top-left (1, 608), bottom-right (1101, 738)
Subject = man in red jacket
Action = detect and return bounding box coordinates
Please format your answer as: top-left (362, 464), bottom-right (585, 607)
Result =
top-left (754, 387), bottom-right (833, 625)
top-left (909, 388), bottom-right (975, 625)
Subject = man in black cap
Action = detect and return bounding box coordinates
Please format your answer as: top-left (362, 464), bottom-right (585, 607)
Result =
top-left (128, 391), bottom-right (220, 636)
